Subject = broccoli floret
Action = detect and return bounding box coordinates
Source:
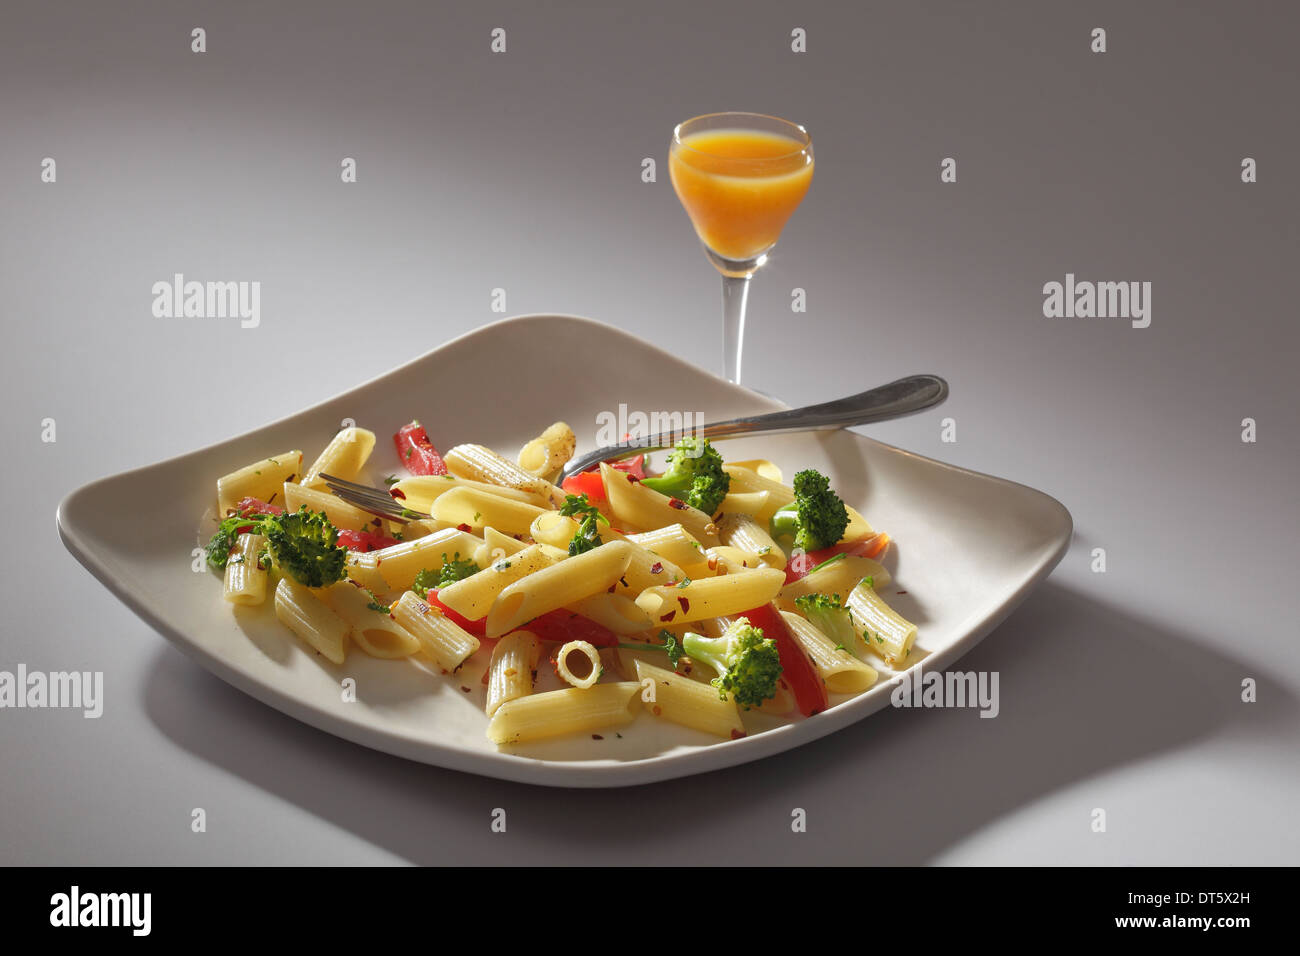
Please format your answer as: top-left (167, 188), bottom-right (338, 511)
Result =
top-left (681, 617), bottom-right (782, 709)
top-left (794, 592), bottom-right (858, 650)
top-left (205, 512), bottom-right (263, 571)
top-left (616, 630), bottom-right (685, 667)
top-left (769, 469), bottom-right (849, 552)
top-left (262, 506), bottom-right (349, 588)
top-left (558, 493), bottom-right (608, 556)
top-left (412, 552), bottom-right (480, 597)
top-left (640, 437), bottom-right (730, 516)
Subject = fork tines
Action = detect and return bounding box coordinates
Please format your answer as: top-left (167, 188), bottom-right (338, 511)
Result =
top-left (319, 473), bottom-right (426, 523)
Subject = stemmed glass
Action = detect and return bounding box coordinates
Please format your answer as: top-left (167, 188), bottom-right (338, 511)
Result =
top-left (669, 112), bottom-right (814, 385)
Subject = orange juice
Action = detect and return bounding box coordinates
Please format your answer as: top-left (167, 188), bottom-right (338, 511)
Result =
top-left (669, 128), bottom-right (814, 262)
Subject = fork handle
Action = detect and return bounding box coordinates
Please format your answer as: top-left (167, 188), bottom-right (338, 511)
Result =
top-left (559, 374), bottom-right (949, 481)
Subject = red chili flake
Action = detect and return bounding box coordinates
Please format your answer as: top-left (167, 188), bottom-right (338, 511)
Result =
top-left (607, 582), bottom-right (617, 593)
top-left (591, 734), bottom-right (603, 740)
top-left (896, 590), bottom-right (909, 595)
top-left (457, 523), bottom-right (473, 532)
top-left (652, 705), bottom-right (662, 716)
top-left (677, 596), bottom-right (690, 613)
top-left (659, 610), bottom-right (676, 622)
top-left (389, 488), bottom-right (407, 500)
top-left (668, 497), bottom-right (687, 510)
top-left (650, 562), bottom-right (663, 574)
top-left (460, 686), bottom-right (471, 693)
top-left (730, 729), bottom-right (747, 740)
top-left (627, 475), bottom-right (641, 483)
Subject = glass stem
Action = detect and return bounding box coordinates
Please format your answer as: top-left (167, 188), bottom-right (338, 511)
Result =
top-left (721, 273), bottom-right (751, 384)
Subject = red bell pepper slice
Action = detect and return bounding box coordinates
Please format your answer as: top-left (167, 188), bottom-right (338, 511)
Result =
top-left (336, 528), bottom-right (400, 553)
top-left (521, 608), bottom-right (618, 647)
top-left (784, 533), bottom-right (891, 584)
top-left (737, 601), bottom-right (828, 717)
top-left (231, 496), bottom-right (284, 517)
top-left (393, 420), bottom-right (448, 476)
top-left (560, 469), bottom-right (606, 503)
top-left (607, 454), bottom-right (646, 480)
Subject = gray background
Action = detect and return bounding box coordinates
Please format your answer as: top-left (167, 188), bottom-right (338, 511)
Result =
top-left (2, 1), bottom-right (1297, 864)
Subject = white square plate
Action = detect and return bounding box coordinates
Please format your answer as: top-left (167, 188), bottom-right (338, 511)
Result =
top-left (57, 314), bottom-right (1071, 787)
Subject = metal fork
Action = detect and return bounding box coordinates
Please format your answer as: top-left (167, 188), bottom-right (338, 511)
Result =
top-left (323, 373), bottom-right (948, 524)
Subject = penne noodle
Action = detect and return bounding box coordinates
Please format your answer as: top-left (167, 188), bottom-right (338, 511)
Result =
top-left (366, 528), bottom-right (484, 592)
top-left (274, 577), bottom-right (348, 664)
top-left (486, 630), bottom-right (541, 717)
top-left (635, 659), bottom-right (745, 739)
top-left (554, 640), bottom-right (603, 689)
top-left (517, 422), bottom-right (577, 480)
top-left (702, 545), bottom-right (767, 574)
top-left (715, 490), bottom-right (771, 517)
top-left (444, 443), bottom-right (565, 506)
top-left (485, 540), bottom-right (636, 637)
top-left (344, 551), bottom-right (389, 593)
top-left (392, 474), bottom-right (546, 512)
top-left (635, 567), bottom-right (786, 625)
top-left (843, 504), bottom-right (874, 543)
top-left (728, 459), bottom-right (783, 483)
top-left (223, 532), bottom-right (268, 606)
top-left (282, 481), bottom-right (377, 533)
top-left (391, 590), bottom-right (480, 671)
top-left (780, 610), bottom-right (878, 694)
top-left (301, 426), bottom-right (376, 489)
top-left (216, 450), bottom-right (302, 515)
top-left (486, 682), bottom-right (641, 745)
top-left (436, 543), bottom-right (566, 621)
top-left (777, 556), bottom-right (891, 607)
top-left (846, 581), bottom-right (917, 667)
top-left (473, 526), bottom-right (530, 568)
top-left (624, 524), bottom-right (707, 570)
top-left (600, 463), bottom-right (720, 545)
top-left (530, 511), bottom-right (629, 552)
top-left (321, 582), bottom-right (421, 659)
top-left (430, 486), bottom-right (547, 537)
top-left (566, 591), bottom-right (654, 634)
top-left (717, 513), bottom-right (786, 570)
top-left (721, 464), bottom-right (794, 523)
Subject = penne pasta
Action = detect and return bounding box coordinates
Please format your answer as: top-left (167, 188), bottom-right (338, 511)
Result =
top-left (282, 481), bottom-right (377, 533)
top-left (321, 582), bottom-right (421, 658)
top-left (635, 659), bottom-right (745, 739)
top-left (223, 532), bottom-right (268, 605)
top-left (715, 490), bottom-right (771, 517)
top-left (777, 555), bottom-right (891, 607)
top-left (301, 426), bottom-right (376, 489)
top-left (344, 551), bottom-right (389, 593)
top-left (216, 450), bottom-right (302, 515)
top-left (846, 581), bottom-right (916, 667)
top-left (486, 682), bottom-right (641, 745)
top-left (702, 545), bottom-right (767, 574)
top-left (635, 567), bottom-right (786, 625)
top-left (717, 513), bottom-right (786, 570)
top-left (780, 610), bottom-right (878, 694)
top-left (391, 474), bottom-right (546, 512)
top-left (274, 577), bottom-right (349, 664)
top-left (529, 511), bottom-right (629, 552)
top-left (486, 630), bottom-right (541, 717)
top-left (485, 540), bottom-right (636, 637)
top-left (473, 526), bottom-right (530, 568)
top-left (600, 463), bottom-right (720, 545)
top-left (554, 641), bottom-right (603, 689)
top-left (721, 464), bottom-right (794, 523)
top-left (431, 486), bottom-right (547, 537)
top-left (436, 543), bottom-right (566, 621)
top-left (517, 422), bottom-right (577, 480)
top-left (366, 528), bottom-right (484, 592)
top-left (444, 443), bottom-right (565, 506)
top-left (391, 591), bottom-right (480, 671)
top-left (566, 591), bottom-right (654, 634)
top-left (624, 524), bottom-right (707, 570)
